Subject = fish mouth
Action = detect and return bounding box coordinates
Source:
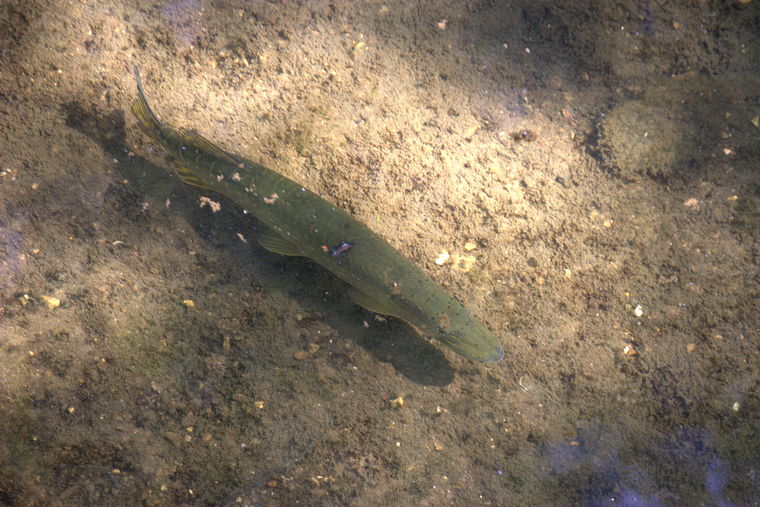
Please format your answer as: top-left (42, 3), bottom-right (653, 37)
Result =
top-left (439, 333), bottom-right (505, 363)
top-left (487, 344), bottom-right (506, 363)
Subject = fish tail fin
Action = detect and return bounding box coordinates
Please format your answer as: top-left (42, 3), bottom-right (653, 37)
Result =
top-left (131, 65), bottom-right (163, 141)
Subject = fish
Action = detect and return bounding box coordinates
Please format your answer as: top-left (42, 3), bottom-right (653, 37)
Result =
top-left (130, 67), bottom-right (504, 363)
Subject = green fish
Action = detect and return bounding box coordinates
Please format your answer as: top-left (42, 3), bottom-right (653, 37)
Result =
top-left (131, 67), bottom-right (504, 363)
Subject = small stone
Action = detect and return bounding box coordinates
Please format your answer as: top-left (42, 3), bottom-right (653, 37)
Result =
top-left (686, 343), bottom-right (696, 353)
top-left (464, 241), bottom-right (478, 251)
top-left (389, 395), bottom-right (404, 408)
top-left (182, 299), bottom-right (195, 308)
top-left (293, 350), bottom-right (309, 360)
top-left (435, 251), bottom-right (450, 265)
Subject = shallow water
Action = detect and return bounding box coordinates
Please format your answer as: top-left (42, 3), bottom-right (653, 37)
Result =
top-left (1, 1), bottom-right (758, 505)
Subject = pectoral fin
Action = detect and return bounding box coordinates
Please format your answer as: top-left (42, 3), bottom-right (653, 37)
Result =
top-left (257, 229), bottom-right (303, 256)
top-left (173, 166), bottom-right (217, 191)
top-left (348, 287), bottom-right (401, 317)
top-left (175, 127), bottom-right (243, 166)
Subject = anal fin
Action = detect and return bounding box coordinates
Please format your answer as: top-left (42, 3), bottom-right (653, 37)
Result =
top-left (258, 229), bottom-right (302, 256)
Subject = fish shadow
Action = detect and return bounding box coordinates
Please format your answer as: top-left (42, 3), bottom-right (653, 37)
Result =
top-left (62, 102), bottom-right (455, 386)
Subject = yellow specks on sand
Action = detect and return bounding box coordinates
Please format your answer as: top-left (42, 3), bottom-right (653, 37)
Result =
top-left (463, 241), bottom-right (478, 251)
top-left (389, 395), bottom-right (404, 409)
top-left (254, 400), bottom-right (265, 410)
top-left (452, 254), bottom-right (476, 273)
top-left (686, 343), bottom-right (696, 353)
top-left (182, 299), bottom-right (195, 308)
top-left (42, 295), bottom-right (60, 309)
top-left (463, 125), bottom-right (479, 140)
top-left (435, 250), bottom-right (450, 265)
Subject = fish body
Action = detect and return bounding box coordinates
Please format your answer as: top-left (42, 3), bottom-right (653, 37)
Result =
top-left (131, 68), bottom-right (504, 362)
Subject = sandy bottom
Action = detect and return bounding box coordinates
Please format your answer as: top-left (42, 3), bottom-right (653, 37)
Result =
top-left (1, 1), bottom-right (759, 505)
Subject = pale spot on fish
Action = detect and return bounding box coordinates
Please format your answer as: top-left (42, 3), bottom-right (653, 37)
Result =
top-left (199, 196), bottom-right (221, 212)
top-left (438, 313), bottom-right (451, 331)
